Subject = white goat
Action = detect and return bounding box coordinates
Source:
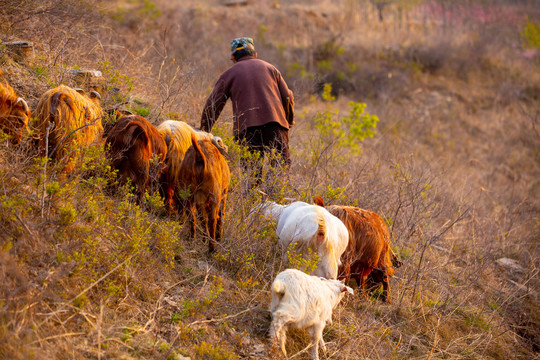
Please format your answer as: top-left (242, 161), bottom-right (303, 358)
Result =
top-left (276, 203), bottom-right (349, 279)
top-left (269, 268), bottom-right (353, 360)
top-left (248, 200), bottom-right (310, 224)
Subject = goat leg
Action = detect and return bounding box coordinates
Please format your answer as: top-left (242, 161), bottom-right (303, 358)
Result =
top-left (215, 199), bottom-right (225, 242)
top-left (269, 317), bottom-right (289, 358)
top-left (382, 275), bottom-right (391, 303)
top-left (163, 182), bottom-right (175, 214)
top-left (339, 263), bottom-right (351, 283)
top-left (309, 322), bottom-right (325, 360)
top-left (359, 268), bottom-right (373, 301)
top-left (207, 207), bottom-right (218, 253)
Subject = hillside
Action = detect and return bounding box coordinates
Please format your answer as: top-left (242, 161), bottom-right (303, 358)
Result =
top-left (1, 0), bottom-right (539, 359)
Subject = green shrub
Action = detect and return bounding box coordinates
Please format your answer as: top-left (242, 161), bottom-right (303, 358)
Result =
top-left (195, 341), bottom-right (238, 360)
top-left (286, 243), bottom-right (320, 275)
top-left (521, 17), bottom-right (540, 50)
top-left (314, 83), bottom-right (379, 155)
top-left (172, 277), bottom-right (224, 322)
top-left (132, 106), bottom-right (151, 117)
top-left (98, 60), bottom-right (134, 97)
top-left (59, 203), bottom-right (77, 225)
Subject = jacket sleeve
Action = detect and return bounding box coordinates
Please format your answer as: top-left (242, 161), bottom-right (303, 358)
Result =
top-left (200, 77), bottom-right (228, 132)
top-left (277, 72), bottom-right (295, 128)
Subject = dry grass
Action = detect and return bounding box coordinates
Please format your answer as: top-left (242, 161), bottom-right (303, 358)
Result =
top-left (0, 0), bottom-right (539, 359)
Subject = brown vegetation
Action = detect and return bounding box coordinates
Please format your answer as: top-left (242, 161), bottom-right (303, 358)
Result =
top-left (0, 0), bottom-right (538, 359)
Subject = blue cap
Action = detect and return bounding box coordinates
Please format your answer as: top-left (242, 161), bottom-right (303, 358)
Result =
top-left (231, 37), bottom-right (255, 54)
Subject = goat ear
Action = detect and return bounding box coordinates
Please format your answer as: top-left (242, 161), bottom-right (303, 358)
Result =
top-left (313, 195), bottom-right (325, 207)
top-left (342, 286), bottom-right (354, 295)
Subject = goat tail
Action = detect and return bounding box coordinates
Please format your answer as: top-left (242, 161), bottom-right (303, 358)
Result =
top-left (107, 120), bottom-right (151, 168)
top-left (190, 132), bottom-right (206, 179)
top-left (314, 206), bottom-right (327, 244)
top-left (126, 122), bottom-right (150, 149)
top-left (313, 195), bottom-right (325, 207)
top-left (270, 279), bottom-right (286, 312)
top-left (314, 207), bottom-right (339, 278)
top-left (50, 90), bottom-right (76, 125)
top-left (272, 279), bottom-right (286, 296)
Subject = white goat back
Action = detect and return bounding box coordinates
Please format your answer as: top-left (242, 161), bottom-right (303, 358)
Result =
top-left (270, 269), bottom-right (349, 325)
top-left (270, 269), bottom-right (354, 342)
top-left (275, 201), bottom-right (312, 234)
top-left (269, 268), bottom-right (353, 360)
top-left (276, 204), bottom-right (349, 279)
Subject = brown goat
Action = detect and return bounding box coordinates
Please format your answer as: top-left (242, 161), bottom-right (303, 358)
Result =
top-left (0, 81), bottom-right (30, 145)
top-left (105, 115), bottom-right (167, 202)
top-left (313, 195), bottom-right (401, 303)
top-left (35, 85), bottom-right (103, 174)
top-left (178, 134), bottom-right (230, 253)
top-left (157, 120), bottom-right (228, 214)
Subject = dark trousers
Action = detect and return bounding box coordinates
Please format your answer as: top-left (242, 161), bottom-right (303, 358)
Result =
top-left (235, 122), bottom-right (291, 186)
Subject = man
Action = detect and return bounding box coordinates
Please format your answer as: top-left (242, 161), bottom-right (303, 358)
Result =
top-left (200, 37), bottom-right (294, 181)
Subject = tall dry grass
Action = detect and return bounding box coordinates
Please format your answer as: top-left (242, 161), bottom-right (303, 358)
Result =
top-left (0, 0), bottom-right (538, 359)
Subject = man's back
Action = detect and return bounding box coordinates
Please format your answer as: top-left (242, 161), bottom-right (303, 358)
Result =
top-left (200, 37), bottom-right (294, 181)
top-left (201, 56), bottom-right (293, 135)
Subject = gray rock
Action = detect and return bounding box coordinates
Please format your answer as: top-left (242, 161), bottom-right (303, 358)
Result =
top-left (496, 258), bottom-right (524, 273)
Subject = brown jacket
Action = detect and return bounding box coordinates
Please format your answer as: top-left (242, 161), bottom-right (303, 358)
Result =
top-left (201, 56), bottom-right (294, 136)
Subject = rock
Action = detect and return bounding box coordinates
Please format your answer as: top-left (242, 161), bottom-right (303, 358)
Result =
top-left (253, 344), bottom-right (266, 353)
top-left (70, 69), bottom-right (103, 79)
top-left (197, 260), bottom-right (216, 272)
top-left (68, 69), bottom-right (106, 93)
top-left (222, 0), bottom-right (248, 6)
top-left (496, 258), bottom-right (524, 273)
top-left (163, 296), bottom-right (181, 307)
top-left (3, 41), bottom-right (34, 62)
top-left (251, 343), bottom-right (267, 358)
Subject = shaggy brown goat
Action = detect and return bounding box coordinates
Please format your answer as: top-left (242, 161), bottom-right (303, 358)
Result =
top-left (105, 115), bottom-right (167, 202)
top-left (313, 195), bottom-right (402, 303)
top-left (35, 85), bottom-right (104, 174)
top-left (157, 120), bottom-right (228, 214)
top-left (178, 134), bottom-right (230, 253)
top-left (0, 81), bottom-right (30, 145)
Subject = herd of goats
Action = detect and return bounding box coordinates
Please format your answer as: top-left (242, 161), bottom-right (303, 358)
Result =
top-left (1, 79), bottom-right (402, 359)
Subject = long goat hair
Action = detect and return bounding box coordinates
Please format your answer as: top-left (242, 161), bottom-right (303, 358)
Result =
top-left (105, 115), bottom-right (167, 202)
top-left (0, 81), bottom-right (30, 145)
top-left (35, 85), bottom-right (103, 173)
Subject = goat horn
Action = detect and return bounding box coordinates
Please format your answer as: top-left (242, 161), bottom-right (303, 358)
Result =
top-left (211, 136), bottom-right (228, 153)
top-left (16, 97), bottom-right (30, 113)
top-left (90, 90), bottom-right (101, 100)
